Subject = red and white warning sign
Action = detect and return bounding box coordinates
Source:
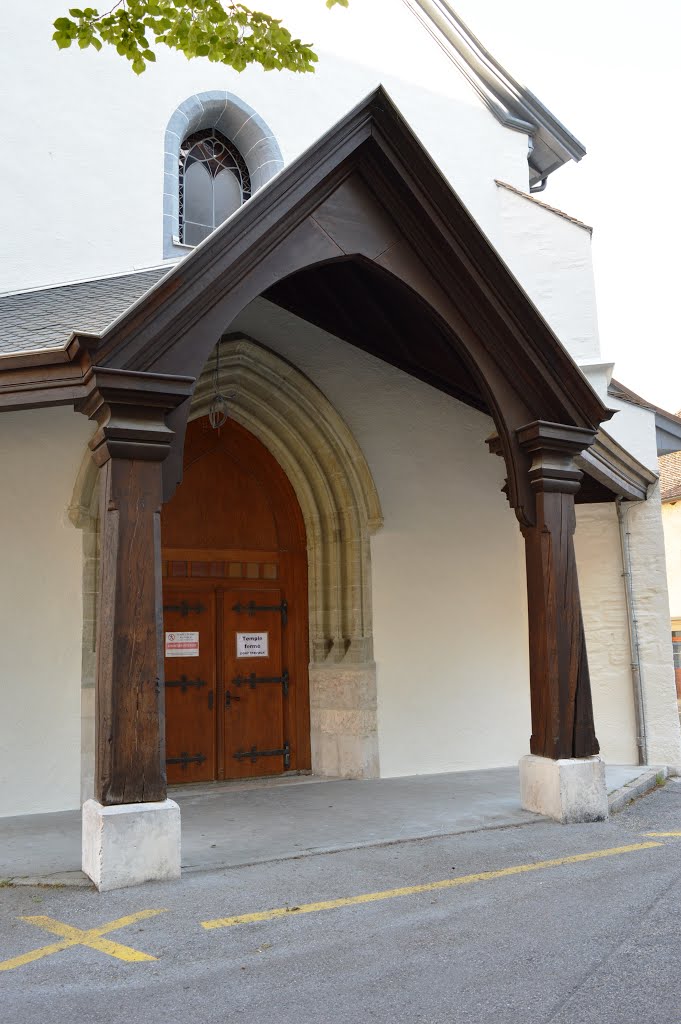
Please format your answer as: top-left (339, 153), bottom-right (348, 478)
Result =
top-left (165, 631), bottom-right (199, 658)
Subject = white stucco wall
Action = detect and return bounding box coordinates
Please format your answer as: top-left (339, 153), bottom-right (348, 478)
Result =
top-left (234, 301), bottom-right (678, 775)
top-left (235, 299), bottom-right (532, 777)
top-left (494, 187), bottom-right (601, 364)
top-left (603, 399), bottom-right (659, 475)
top-left (0, 407), bottom-right (91, 816)
top-left (662, 501), bottom-right (681, 623)
top-left (3, 6), bottom-right (606, 384)
top-left (2, 304), bottom-right (676, 818)
top-left (1, 0), bottom-right (529, 294)
top-left (574, 503), bottom-right (638, 764)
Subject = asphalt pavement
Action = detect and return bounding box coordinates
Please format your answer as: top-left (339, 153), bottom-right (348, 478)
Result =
top-left (3, 779), bottom-right (681, 1023)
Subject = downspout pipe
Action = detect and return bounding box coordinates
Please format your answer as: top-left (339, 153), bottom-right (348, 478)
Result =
top-left (616, 497), bottom-right (648, 765)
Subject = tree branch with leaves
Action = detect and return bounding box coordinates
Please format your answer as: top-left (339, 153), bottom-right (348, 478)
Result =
top-left (53, 0), bottom-right (348, 75)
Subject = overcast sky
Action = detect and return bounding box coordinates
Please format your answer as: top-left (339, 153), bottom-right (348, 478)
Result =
top-left (451, 0), bottom-right (681, 413)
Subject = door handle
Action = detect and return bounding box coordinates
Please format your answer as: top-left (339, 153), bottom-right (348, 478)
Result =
top-left (225, 691), bottom-right (241, 708)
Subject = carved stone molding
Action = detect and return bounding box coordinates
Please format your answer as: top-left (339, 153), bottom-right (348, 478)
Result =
top-left (190, 336), bottom-right (383, 665)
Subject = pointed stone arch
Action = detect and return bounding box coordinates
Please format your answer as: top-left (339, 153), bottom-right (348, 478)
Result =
top-left (190, 335), bottom-right (383, 667)
top-left (70, 335), bottom-right (385, 779)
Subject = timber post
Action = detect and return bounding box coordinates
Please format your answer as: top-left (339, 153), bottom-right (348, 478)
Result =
top-left (517, 420), bottom-right (600, 761)
top-left (77, 367), bottom-right (194, 806)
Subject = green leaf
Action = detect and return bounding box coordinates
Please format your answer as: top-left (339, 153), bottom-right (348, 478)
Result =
top-left (52, 0), bottom-right (350, 73)
top-left (52, 31), bottom-right (73, 49)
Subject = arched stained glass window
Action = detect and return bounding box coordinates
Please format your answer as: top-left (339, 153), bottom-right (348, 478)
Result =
top-left (179, 129), bottom-right (251, 246)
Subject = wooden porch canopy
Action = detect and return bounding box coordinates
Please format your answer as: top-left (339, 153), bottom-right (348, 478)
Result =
top-left (0, 88), bottom-right (634, 805)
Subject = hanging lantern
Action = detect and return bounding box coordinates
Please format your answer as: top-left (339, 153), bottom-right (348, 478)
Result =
top-left (208, 339), bottom-right (228, 429)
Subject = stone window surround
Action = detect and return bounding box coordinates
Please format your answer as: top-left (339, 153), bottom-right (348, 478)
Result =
top-left (163, 91), bottom-right (284, 260)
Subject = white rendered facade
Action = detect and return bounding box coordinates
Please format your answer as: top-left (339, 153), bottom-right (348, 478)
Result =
top-left (0, 0), bottom-right (680, 826)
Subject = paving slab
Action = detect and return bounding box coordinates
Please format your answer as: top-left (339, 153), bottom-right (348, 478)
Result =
top-left (0, 763), bottom-right (650, 884)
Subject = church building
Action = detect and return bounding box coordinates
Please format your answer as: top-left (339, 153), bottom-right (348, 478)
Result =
top-left (2, 0), bottom-right (680, 890)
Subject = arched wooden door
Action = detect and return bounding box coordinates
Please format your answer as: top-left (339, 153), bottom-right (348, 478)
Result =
top-left (161, 416), bottom-right (310, 784)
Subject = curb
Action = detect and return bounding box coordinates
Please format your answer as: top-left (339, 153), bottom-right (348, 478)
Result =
top-left (1, 870), bottom-right (92, 889)
top-left (608, 767), bottom-right (668, 815)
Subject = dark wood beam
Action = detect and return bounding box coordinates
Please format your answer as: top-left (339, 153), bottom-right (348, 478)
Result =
top-left (77, 368), bottom-right (194, 805)
top-left (518, 421), bottom-right (600, 759)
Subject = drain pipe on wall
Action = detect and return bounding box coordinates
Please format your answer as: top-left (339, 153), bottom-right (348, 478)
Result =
top-left (616, 497), bottom-right (648, 766)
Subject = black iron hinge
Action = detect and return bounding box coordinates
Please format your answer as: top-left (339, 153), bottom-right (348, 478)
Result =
top-left (233, 742), bottom-right (290, 769)
top-left (166, 752), bottom-right (207, 769)
top-left (231, 670), bottom-right (289, 696)
top-left (232, 599), bottom-right (288, 626)
top-left (163, 600), bottom-right (206, 617)
top-left (165, 675), bottom-right (207, 694)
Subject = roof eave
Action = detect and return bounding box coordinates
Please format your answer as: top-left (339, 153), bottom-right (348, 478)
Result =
top-left (609, 379), bottom-right (681, 456)
top-left (576, 427), bottom-right (658, 502)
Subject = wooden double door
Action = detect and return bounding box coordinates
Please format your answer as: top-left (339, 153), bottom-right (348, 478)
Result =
top-left (163, 579), bottom-right (291, 783)
top-left (161, 416), bottom-right (310, 785)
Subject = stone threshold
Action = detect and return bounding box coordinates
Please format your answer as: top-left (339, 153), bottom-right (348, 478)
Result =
top-left (168, 770), bottom-right (323, 800)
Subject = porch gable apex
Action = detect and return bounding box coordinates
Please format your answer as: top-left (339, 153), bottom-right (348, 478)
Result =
top-left (91, 87), bottom-right (609, 430)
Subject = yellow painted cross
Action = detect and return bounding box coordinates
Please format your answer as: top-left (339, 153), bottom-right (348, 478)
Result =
top-left (0, 909), bottom-right (167, 972)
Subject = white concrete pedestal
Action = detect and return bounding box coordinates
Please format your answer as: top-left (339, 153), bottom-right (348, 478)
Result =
top-left (519, 754), bottom-right (608, 823)
top-left (82, 798), bottom-right (181, 891)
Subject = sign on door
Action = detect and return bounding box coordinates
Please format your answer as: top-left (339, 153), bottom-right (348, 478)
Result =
top-left (236, 632), bottom-right (269, 658)
top-left (165, 631), bottom-right (200, 658)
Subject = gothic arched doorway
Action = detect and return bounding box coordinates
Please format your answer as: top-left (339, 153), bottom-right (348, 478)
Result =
top-left (161, 415), bottom-right (310, 784)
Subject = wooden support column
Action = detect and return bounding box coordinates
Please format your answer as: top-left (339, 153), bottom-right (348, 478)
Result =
top-left (78, 368), bottom-right (194, 805)
top-left (517, 421), bottom-right (600, 760)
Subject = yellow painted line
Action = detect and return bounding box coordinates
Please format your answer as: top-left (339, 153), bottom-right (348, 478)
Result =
top-left (0, 909), bottom-right (167, 972)
top-left (202, 842), bottom-right (662, 931)
top-left (644, 832), bottom-right (681, 837)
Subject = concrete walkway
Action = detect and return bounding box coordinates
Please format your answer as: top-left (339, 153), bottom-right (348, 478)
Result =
top-left (0, 765), bottom-right (652, 885)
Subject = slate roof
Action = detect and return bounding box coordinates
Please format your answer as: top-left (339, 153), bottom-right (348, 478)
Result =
top-left (0, 267), bottom-right (169, 355)
top-left (660, 451), bottom-right (681, 502)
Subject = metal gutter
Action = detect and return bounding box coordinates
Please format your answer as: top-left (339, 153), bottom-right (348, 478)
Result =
top-left (616, 498), bottom-right (648, 766)
top-left (404, 0), bottom-right (586, 184)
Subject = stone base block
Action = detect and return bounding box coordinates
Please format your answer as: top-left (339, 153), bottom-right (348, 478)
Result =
top-left (519, 754), bottom-right (608, 823)
top-left (309, 663), bottom-right (379, 778)
top-left (82, 798), bottom-right (181, 891)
